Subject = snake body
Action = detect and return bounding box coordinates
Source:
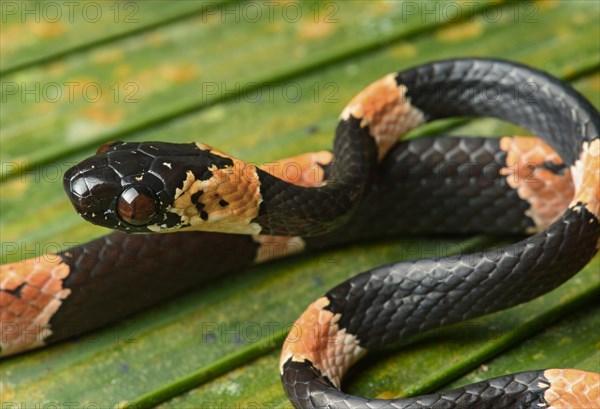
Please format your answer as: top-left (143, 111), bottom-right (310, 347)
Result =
top-left (1, 59), bottom-right (599, 407)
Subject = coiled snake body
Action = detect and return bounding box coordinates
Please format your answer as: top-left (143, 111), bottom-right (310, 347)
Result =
top-left (1, 59), bottom-right (599, 408)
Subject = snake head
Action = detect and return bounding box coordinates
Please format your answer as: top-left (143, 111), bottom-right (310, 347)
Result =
top-left (63, 141), bottom-right (262, 234)
top-left (64, 141), bottom-right (167, 232)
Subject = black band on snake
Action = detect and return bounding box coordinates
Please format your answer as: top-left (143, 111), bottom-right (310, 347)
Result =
top-left (2, 58), bottom-right (598, 408)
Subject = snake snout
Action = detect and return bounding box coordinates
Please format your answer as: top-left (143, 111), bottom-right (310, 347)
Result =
top-left (63, 159), bottom-right (122, 227)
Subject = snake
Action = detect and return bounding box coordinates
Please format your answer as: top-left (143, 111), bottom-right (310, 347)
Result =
top-left (1, 58), bottom-right (599, 408)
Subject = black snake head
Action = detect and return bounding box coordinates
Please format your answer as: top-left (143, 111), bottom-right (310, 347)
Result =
top-left (63, 141), bottom-right (233, 233)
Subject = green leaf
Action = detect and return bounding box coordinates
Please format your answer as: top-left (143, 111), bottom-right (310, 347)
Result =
top-left (1, 1), bottom-right (598, 408)
top-left (0, 2), bottom-right (225, 74)
top-left (156, 257), bottom-right (600, 407)
top-left (1, 0), bottom-right (503, 180)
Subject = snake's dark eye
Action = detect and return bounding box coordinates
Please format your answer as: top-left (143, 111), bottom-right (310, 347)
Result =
top-left (117, 186), bottom-right (158, 226)
top-left (96, 141), bottom-right (120, 154)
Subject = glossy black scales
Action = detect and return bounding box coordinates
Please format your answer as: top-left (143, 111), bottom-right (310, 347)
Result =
top-left (63, 142), bottom-right (234, 232)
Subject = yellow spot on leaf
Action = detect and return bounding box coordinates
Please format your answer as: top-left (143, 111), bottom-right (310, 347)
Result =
top-left (203, 106), bottom-right (227, 122)
top-left (390, 43), bottom-right (417, 58)
top-left (563, 66), bottom-right (575, 78)
top-left (115, 401), bottom-right (129, 409)
top-left (572, 11), bottom-right (588, 25)
top-left (538, 0), bottom-right (559, 10)
top-left (588, 72), bottom-right (600, 90)
top-left (267, 21), bottom-right (285, 34)
top-left (557, 336), bottom-right (573, 346)
top-left (146, 32), bottom-right (166, 46)
top-left (159, 63), bottom-right (199, 83)
top-left (91, 48), bottom-right (124, 64)
top-left (373, 1), bottom-right (394, 14)
top-left (115, 64), bottom-right (133, 78)
top-left (293, 46), bottom-right (308, 59)
top-left (0, 24), bottom-right (33, 52)
top-left (0, 381), bottom-right (17, 401)
top-left (31, 21), bottom-right (67, 38)
top-left (45, 62), bottom-right (67, 76)
top-left (81, 105), bottom-right (123, 125)
top-left (35, 101), bottom-right (55, 114)
top-left (298, 20), bottom-right (334, 39)
top-left (1, 177), bottom-right (29, 198)
top-left (376, 391), bottom-right (400, 399)
top-left (436, 20), bottom-right (483, 42)
top-left (554, 26), bottom-right (573, 40)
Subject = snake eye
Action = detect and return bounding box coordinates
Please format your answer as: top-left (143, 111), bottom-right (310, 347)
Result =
top-left (96, 141), bottom-right (120, 154)
top-left (117, 186), bottom-right (158, 226)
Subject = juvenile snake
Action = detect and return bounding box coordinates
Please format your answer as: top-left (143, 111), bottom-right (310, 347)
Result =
top-left (2, 58), bottom-right (599, 408)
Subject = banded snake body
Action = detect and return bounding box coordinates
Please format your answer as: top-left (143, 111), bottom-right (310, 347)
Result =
top-left (1, 59), bottom-right (599, 408)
